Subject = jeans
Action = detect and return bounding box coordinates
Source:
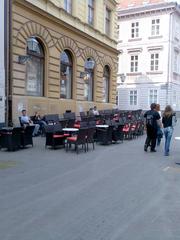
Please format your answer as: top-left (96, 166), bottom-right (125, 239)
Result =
top-left (163, 126), bottom-right (173, 155)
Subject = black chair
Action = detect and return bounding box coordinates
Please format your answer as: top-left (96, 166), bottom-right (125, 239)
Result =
top-left (112, 124), bottom-right (124, 143)
top-left (19, 116), bottom-right (23, 127)
top-left (59, 119), bottom-right (68, 128)
top-left (45, 124), bottom-right (65, 149)
top-left (80, 112), bottom-right (86, 119)
top-left (0, 127), bottom-right (22, 151)
top-left (44, 114), bottom-right (59, 125)
top-left (86, 127), bottom-right (96, 151)
top-left (63, 112), bottom-right (76, 128)
top-left (79, 121), bottom-right (88, 128)
top-left (21, 125), bottom-right (34, 148)
top-left (96, 126), bottom-right (113, 145)
top-left (66, 128), bottom-right (87, 153)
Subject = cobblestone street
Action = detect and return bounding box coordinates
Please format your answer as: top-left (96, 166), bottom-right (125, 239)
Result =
top-left (1, 123), bottom-right (180, 240)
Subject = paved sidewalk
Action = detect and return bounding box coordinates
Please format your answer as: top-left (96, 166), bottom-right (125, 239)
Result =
top-left (0, 123), bottom-right (180, 240)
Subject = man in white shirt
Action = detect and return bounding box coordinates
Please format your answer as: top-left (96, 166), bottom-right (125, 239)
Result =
top-left (21, 109), bottom-right (40, 136)
top-left (93, 106), bottom-right (99, 116)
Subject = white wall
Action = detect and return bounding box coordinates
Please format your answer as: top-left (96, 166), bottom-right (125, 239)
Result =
top-left (0, 0), bottom-right (5, 124)
top-left (117, 8), bottom-right (180, 111)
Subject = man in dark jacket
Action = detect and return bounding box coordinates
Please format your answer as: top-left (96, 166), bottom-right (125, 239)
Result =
top-left (144, 103), bottom-right (160, 152)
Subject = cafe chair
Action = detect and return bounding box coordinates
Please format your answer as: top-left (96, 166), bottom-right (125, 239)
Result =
top-left (0, 127), bottom-right (22, 151)
top-left (45, 124), bottom-right (65, 149)
top-left (21, 125), bottom-right (35, 148)
top-left (66, 128), bottom-right (87, 154)
top-left (86, 127), bottom-right (96, 151)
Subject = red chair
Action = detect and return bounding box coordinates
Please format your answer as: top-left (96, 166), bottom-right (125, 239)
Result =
top-left (45, 124), bottom-right (65, 149)
top-left (66, 128), bottom-right (87, 154)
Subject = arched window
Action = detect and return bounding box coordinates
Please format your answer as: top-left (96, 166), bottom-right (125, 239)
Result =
top-left (26, 37), bottom-right (44, 96)
top-left (103, 65), bottom-right (110, 103)
top-left (84, 58), bottom-right (95, 101)
top-left (60, 50), bottom-right (73, 99)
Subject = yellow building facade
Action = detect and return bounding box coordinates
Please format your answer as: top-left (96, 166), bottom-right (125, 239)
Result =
top-left (11, 0), bottom-right (118, 123)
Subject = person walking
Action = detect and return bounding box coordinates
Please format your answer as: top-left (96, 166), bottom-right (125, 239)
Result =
top-left (155, 104), bottom-right (163, 146)
top-left (144, 103), bottom-right (161, 152)
top-left (162, 105), bottom-right (176, 156)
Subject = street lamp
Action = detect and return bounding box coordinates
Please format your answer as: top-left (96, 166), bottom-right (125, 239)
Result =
top-left (18, 37), bottom-right (39, 64)
top-left (84, 59), bottom-right (95, 70)
top-left (120, 73), bottom-right (126, 83)
top-left (27, 37), bottom-right (39, 52)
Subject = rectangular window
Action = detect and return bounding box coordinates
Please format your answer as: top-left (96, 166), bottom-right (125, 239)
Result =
top-left (105, 7), bottom-right (111, 36)
top-left (130, 55), bottom-right (138, 72)
top-left (64, 0), bottom-right (72, 14)
top-left (151, 19), bottom-right (160, 36)
top-left (150, 53), bottom-right (159, 71)
top-left (117, 24), bottom-right (120, 37)
top-left (131, 22), bottom-right (139, 38)
top-left (149, 89), bottom-right (158, 105)
top-left (174, 51), bottom-right (178, 73)
top-left (173, 90), bottom-right (177, 106)
top-left (129, 90), bottom-right (137, 105)
top-left (88, 0), bottom-right (94, 25)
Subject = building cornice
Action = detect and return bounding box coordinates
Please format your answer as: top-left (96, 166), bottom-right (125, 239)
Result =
top-left (117, 2), bottom-right (177, 19)
top-left (13, 0), bottom-right (118, 54)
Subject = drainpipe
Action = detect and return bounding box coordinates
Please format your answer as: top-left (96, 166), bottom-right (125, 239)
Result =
top-left (4, 0), bottom-right (9, 125)
top-left (166, 10), bottom-right (174, 106)
top-left (5, 0), bottom-right (12, 125)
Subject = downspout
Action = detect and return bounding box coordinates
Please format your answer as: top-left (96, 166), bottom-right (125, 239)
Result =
top-left (5, 0), bottom-right (12, 125)
top-left (166, 9), bottom-right (174, 106)
top-left (4, 0), bottom-right (8, 125)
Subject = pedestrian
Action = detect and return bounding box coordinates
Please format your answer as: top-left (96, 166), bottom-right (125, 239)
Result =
top-left (31, 111), bottom-right (47, 134)
top-left (155, 104), bottom-right (163, 146)
top-left (162, 105), bottom-right (176, 156)
top-left (144, 103), bottom-right (161, 152)
top-left (93, 106), bottom-right (99, 116)
top-left (20, 109), bottom-right (40, 137)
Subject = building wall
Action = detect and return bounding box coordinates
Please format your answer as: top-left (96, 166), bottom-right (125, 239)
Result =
top-left (117, 2), bottom-right (180, 111)
top-left (0, 0), bottom-right (5, 125)
top-left (12, 0), bottom-right (118, 124)
top-left (24, 0), bottom-right (118, 47)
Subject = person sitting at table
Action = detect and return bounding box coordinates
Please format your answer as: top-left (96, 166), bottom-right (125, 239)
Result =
top-left (31, 112), bottom-right (47, 133)
top-left (93, 106), bottom-right (99, 116)
top-left (20, 109), bottom-right (40, 136)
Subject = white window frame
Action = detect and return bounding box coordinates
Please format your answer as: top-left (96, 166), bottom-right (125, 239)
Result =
top-left (64, 0), bottom-right (72, 14)
top-left (149, 89), bottom-right (158, 105)
top-left (151, 18), bottom-right (160, 36)
top-left (105, 7), bottom-right (111, 36)
top-left (175, 20), bottom-right (180, 40)
top-left (130, 55), bottom-right (138, 72)
top-left (129, 90), bottom-right (138, 106)
top-left (174, 50), bottom-right (178, 73)
top-left (88, 0), bottom-right (94, 26)
top-left (150, 53), bottom-right (159, 71)
top-left (131, 22), bottom-right (139, 38)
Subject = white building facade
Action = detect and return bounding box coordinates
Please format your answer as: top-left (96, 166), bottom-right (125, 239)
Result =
top-left (0, 0), bottom-right (5, 125)
top-left (117, 2), bottom-right (180, 111)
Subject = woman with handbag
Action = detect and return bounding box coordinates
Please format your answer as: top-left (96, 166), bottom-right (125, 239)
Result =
top-left (162, 105), bottom-right (176, 156)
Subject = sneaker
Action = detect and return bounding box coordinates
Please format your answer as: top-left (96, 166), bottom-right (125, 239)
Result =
top-left (164, 152), bottom-right (169, 156)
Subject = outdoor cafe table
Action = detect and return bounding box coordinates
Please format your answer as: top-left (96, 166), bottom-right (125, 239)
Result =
top-left (95, 125), bottom-right (109, 128)
top-left (62, 128), bottom-right (79, 132)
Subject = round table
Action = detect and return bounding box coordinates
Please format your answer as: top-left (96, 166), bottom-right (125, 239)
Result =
top-left (96, 125), bottom-right (109, 128)
top-left (62, 128), bottom-right (79, 132)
